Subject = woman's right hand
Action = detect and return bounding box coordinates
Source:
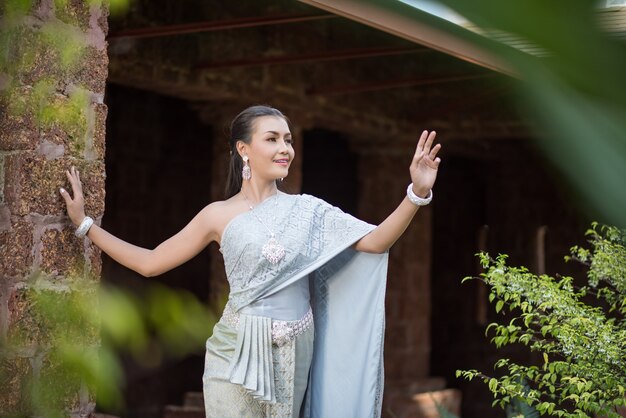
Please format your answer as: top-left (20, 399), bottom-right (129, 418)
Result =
top-left (59, 166), bottom-right (86, 227)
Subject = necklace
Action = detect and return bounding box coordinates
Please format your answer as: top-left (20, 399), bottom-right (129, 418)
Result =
top-left (241, 191), bottom-right (286, 265)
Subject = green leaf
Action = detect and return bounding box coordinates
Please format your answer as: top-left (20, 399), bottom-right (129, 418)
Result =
top-left (489, 378), bottom-right (498, 393)
top-left (496, 300), bottom-right (505, 313)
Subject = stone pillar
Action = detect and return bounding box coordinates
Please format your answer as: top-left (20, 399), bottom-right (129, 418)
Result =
top-left (0, 0), bottom-right (109, 416)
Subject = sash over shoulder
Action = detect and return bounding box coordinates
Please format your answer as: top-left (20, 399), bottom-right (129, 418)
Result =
top-left (217, 193), bottom-right (389, 417)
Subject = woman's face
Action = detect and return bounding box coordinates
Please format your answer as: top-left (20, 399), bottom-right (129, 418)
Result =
top-left (240, 116), bottom-right (295, 182)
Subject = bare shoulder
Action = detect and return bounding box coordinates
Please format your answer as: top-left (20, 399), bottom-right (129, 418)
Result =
top-left (198, 200), bottom-right (232, 226)
top-left (199, 196), bottom-right (248, 242)
top-left (199, 200), bottom-right (227, 217)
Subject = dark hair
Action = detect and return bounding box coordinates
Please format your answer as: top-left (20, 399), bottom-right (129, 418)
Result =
top-left (225, 105), bottom-right (290, 199)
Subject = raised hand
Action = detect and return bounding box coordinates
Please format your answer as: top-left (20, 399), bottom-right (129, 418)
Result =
top-left (410, 130), bottom-right (441, 197)
top-left (59, 166), bottom-right (86, 226)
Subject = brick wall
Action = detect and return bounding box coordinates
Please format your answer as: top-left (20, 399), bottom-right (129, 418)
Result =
top-left (0, 0), bottom-right (109, 415)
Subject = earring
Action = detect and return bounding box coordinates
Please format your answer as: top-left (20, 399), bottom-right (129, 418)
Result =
top-left (242, 155), bottom-right (251, 181)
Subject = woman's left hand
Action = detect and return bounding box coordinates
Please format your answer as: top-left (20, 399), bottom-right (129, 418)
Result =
top-left (409, 130), bottom-right (441, 197)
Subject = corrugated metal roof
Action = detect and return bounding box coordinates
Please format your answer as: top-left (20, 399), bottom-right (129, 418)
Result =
top-left (459, 23), bottom-right (549, 56)
top-left (599, 6), bottom-right (626, 40)
top-left (459, 7), bottom-right (626, 57)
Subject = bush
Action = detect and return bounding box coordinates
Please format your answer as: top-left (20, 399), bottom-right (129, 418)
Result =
top-left (457, 223), bottom-right (626, 417)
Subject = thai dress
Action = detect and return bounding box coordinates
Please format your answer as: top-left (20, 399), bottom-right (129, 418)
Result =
top-left (203, 192), bottom-right (389, 418)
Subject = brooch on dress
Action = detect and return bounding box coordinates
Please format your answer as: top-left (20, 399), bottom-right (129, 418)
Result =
top-left (242, 192), bottom-right (286, 265)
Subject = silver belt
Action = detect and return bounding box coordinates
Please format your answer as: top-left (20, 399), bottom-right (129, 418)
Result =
top-left (221, 304), bottom-right (314, 347)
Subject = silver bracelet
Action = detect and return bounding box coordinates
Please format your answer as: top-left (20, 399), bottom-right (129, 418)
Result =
top-left (75, 216), bottom-right (94, 238)
top-left (406, 183), bottom-right (433, 206)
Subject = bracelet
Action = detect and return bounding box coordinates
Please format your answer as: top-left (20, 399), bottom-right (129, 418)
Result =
top-left (75, 216), bottom-right (94, 238)
top-left (406, 183), bottom-right (433, 206)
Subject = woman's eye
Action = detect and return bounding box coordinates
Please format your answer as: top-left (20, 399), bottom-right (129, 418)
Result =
top-left (267, 137), bottom-right (276, 142)
top-left (285, 138), bottom-right (293, 144)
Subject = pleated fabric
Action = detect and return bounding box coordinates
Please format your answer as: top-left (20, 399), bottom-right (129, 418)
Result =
top-left (203, 318), bottom-right (314, 418)
top-left (227, 314), bottom-right (275, 402)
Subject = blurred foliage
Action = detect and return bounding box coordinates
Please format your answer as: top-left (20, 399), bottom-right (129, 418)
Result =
top-left (457, 223), bottom-right (626, 417)
top-left (0, 270), bottom-right (221, 415)
top-left (382, 0), bottom-right (626, 225)
top-left (0, 0), bottom-right (34, 22)
top-left (433, 0), bottom-right (626, 225)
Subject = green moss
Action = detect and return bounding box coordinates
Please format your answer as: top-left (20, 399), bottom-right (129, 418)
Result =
top-left (32, 349), bottom-right (91, 418)
top-left (40, 21), bottom-right (86, 71)
top-left (2, 22), bottom-right (85, 80)
top-left (12, 80), bottom-right (92, 155)
top-left (54, 0), bottom-right (90, 30)
top-left (0, 0), bottom-right (34, 21)
top-left (1, 6), bottom-right (92, 156)
top-left (0, 31), bottom-right (12, 73)
top-left (0, 26), bottom-right (37, 76)
top-left (0, 357), bottom-right (33, 417)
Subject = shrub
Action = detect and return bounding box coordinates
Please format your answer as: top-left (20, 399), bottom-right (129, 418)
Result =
top-left (457, 223), bottom-right (626, 418)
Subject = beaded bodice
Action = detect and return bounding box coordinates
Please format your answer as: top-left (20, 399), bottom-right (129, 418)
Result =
top-left (219, 193), bottom-right (374, 311)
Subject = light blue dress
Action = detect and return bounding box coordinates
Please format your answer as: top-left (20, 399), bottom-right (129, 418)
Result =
top-left (203, 193), bottom-right (389, 417)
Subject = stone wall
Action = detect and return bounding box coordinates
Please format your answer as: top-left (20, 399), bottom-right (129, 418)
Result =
top-left (0, 0), bottom-right (109, 415)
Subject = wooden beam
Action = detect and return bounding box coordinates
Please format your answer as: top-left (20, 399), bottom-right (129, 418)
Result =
top-left (306, 73), bottom-right (496, 96)
top-left (297, 0), bottom-right (514, 76)
top-left (108, 13), bottom-right (337, 40)
top-left (195, 46), bottom-right (428, 70)
top-left (420, 83), bottom-right (511, 119)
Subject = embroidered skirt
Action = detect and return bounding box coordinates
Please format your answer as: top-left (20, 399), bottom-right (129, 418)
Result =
top-left (203, 311), bottom-right (314, 418)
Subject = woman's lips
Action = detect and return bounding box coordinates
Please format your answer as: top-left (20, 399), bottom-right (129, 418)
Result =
top-left (274, 159), bottom-right (289, 166)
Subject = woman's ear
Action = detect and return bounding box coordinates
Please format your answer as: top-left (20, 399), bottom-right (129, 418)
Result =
top-left (236, 140), bottom-right (249, 158)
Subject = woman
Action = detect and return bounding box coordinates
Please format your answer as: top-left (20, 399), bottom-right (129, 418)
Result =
top-left (60, 105), bottom-right (441, 418)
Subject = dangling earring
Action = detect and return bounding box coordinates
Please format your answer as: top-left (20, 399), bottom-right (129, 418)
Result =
top-left (242, 155), bottom-right (251, 180)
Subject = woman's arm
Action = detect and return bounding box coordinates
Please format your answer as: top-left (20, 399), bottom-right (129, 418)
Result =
top-left (60, 166), bottom-right (218, 277)
top-left (354, 130), bottom-right (441, 254)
